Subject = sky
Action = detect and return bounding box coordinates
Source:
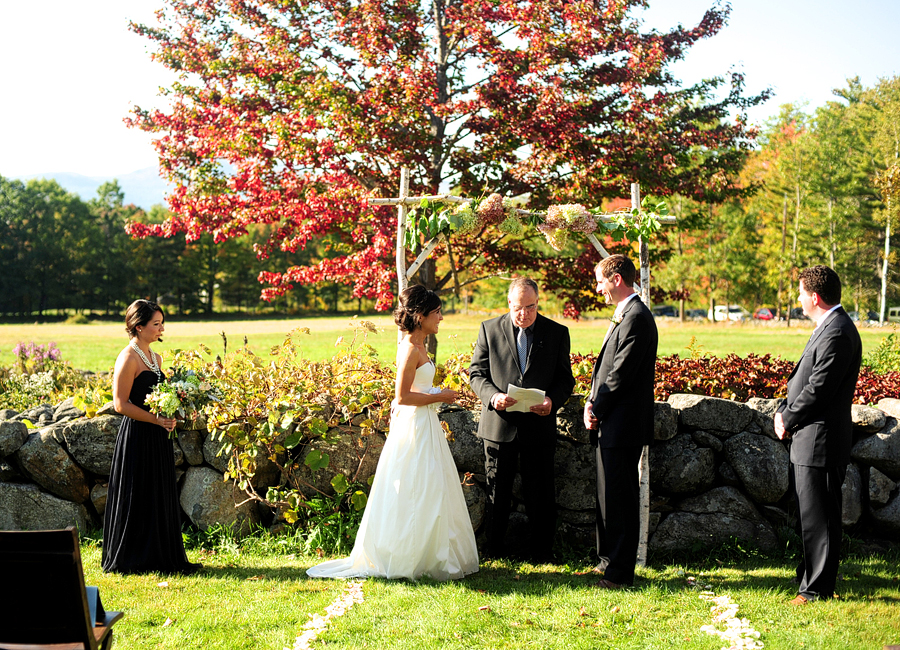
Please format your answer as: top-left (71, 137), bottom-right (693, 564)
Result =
top-left (1, 0), bottom-right (898, 178)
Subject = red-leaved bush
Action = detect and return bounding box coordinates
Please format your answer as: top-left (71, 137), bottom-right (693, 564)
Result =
top-left (441, 352), bottom-right (900, 408)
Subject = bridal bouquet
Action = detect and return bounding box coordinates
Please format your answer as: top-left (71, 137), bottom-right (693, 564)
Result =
top-left (145, 367), bottom-right (221, 436)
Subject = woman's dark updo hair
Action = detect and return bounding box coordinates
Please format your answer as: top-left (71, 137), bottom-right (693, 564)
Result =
top-left (125, 299), bottom-right (165, 339)
top-left (393, 285), bottom-right (442, 333)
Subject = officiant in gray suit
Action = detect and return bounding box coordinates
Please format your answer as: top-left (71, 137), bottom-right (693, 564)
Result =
top-left (469, 278), bottom-right (575, 562)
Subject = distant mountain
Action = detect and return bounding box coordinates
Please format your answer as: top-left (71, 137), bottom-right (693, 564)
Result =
top-left (18, 167), bottom-right (172, 210)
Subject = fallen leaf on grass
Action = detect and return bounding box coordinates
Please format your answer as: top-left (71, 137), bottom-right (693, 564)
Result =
top-left (610, 606), bottom-right (620, 613)
top-left (157, 581), bottom-right (169, 588)
top-left (246, 575), bottom-right (265, 581)
top-left (478, 606), bottom-right (491, 612)
top-left (578, 606), bottom-right (588, 617)
top-left (163, 618), bottom-right (175, 627)
top-left (477, 589), bottom-right (486, 593)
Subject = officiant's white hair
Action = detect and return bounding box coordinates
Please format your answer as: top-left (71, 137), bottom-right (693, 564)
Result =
top-left (508, 277), bottom-right (539, 297)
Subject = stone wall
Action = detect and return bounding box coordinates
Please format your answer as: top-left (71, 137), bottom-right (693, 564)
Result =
top-left (1, 395), bottom-right (898, 556)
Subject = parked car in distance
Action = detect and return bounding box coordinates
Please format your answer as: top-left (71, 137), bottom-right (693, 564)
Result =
top-left (685, 308), bottom-right (707, 320)
top-left (753, 307), bottom-right (777, 321)
top-left (708, 305), bottom-right (749, 322)
top-left (652, 305), bottom-right (678, 318)
top-left (889, 306), bottom-right (900, 323)
top-left (789, 307), bottom-right (809, 320)
top-left (847, 310), bottom-right (880, 323)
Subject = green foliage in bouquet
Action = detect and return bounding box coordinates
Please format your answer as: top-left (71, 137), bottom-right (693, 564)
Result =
top-left (144, 347), bottom-right (222, 436)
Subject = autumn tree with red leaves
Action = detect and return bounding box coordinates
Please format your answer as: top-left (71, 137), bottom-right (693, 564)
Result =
top-left (127, 0), bottom-right (768, 316)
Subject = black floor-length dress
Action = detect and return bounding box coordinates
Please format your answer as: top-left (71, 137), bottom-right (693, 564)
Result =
top-left (101, 371), bottom-right (198, 574)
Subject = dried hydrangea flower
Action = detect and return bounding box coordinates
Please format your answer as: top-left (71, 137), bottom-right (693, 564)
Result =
top-left (476, 193), bottom-right (506, 225)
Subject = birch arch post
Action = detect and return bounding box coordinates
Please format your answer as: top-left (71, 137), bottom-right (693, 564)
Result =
top-left (370, 167), bottom-right (676, 566)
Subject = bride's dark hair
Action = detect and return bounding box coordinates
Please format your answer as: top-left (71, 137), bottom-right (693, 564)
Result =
top-left (394, 285), bottom-right (442, 333)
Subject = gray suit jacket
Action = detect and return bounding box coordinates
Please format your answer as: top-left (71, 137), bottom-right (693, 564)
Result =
top-left (469, 313), bottom-right (575, 443)
top-left (776, 307), bottom-right (862, 467)
top-left (589, 296), bottom-right (657, 448)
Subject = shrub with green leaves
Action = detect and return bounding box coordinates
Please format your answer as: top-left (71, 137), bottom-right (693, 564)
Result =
top-left (863, 332), bottom-right (900, 374)
top-left (0, 342), bottom-right (107, 412)
top-left (190, 323), bottom-right (395, 536)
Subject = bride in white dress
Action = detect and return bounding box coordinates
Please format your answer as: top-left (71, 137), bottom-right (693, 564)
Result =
top-left (307, 285), bottom-right (479, 581)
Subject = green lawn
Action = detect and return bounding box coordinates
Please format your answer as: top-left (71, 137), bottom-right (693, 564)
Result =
top-left (1, 314), bottom-right (895, 373)
top-left (79, 544), bottom-right (900, 649)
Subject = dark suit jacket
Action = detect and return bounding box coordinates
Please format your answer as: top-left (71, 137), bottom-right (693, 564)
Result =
top-left (589, 296), bottom-right (658, 448)
top-left (469, 313), bottom-right (575, 443)
top-left (776, 307), bottom-right (862, 468)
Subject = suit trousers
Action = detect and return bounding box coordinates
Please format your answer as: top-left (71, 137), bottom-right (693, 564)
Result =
top-left (792, 462), bottom-right (846, 601)
top-left (596, 445), bottom-right (643, 586)
top-left (483, 432), bottom-right (557, 560)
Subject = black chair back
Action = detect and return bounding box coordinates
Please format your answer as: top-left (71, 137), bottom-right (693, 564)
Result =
top-left (0, 527), bottom-right (96, 648)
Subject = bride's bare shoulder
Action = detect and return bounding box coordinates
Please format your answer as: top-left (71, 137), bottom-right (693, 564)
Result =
top-left (396, 340), bottom-right (417, 364)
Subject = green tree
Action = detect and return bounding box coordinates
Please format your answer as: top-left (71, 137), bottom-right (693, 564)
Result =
top-left (85, 181), bottom-right (145, 315)
top-left (0, 177), bottom-right (93, 316)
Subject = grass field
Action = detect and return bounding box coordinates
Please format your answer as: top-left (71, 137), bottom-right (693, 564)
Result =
top-left (0, 314), bottom-right (895, 373)
top-left (78, 543), bottom-right (900, 650)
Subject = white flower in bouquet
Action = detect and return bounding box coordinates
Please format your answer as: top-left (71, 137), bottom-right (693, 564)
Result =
top-left (148, 389), bottom-right (182, 418)
top-left (144, 367), bottom-right (221, 435)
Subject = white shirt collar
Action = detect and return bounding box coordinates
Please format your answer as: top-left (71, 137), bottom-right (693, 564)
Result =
top-left (815, 304), bottom-right (841, 328)
top-left (615, 293), bottom-right (639, 317)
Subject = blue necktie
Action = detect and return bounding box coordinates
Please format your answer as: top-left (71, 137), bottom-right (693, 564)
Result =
top-left (517, 327), bottom-right (528, 373)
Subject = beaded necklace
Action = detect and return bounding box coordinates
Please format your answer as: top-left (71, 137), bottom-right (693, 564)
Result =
top-left (130, 339), bottom-right (161, 381)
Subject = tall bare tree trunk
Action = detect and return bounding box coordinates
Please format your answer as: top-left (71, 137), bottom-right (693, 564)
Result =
top-left (777, 193), bottom-right (788, 319)
top-left (880, 196), bottom-right (891, 325)
top-left (828, 196), bottom-right (835, 269)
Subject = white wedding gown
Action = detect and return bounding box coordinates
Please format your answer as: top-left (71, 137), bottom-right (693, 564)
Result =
top-left (307, 362), bottom-right (479, 581)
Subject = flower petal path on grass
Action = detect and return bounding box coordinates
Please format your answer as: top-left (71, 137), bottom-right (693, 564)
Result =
top-left (688, 575), bottom-right (764, 650)
top-left (288, 580), bottom-right (365, 650)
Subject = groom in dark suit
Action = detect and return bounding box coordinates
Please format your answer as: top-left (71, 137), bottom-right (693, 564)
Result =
top-left (584, 254), bottom-right (657, 589)
top-left (775, 265), bottom-right (861, 605)
top-left (469, 278), bottom-right (575, 562)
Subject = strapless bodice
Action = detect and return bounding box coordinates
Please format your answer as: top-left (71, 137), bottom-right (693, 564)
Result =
top-left (412, 362), bottom-right (436, 393)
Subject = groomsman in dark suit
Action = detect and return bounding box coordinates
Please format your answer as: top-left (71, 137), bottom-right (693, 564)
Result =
top-left (469, 278), bottom-right (575, 562)
top-left (775, 265), bottom-right (861, 605)
top-left (584, 254), bottom-right (657, 589)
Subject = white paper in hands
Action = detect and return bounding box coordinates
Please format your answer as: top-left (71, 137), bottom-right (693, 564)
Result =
top-left (505, 384), bottom-right (546, 413)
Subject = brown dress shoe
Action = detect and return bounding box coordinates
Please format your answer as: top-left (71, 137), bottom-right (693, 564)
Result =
top-left (789, 594), bottom-right (809, 605)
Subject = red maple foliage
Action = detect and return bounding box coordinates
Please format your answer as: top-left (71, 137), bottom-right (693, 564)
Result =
top-left (447, 350), bottom-right (900, 407)
top-left (127, 0), bottom-right (769, 313)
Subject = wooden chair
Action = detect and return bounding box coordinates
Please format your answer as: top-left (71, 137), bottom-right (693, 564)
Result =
top-left (0, 527), bottom-right (123, 650)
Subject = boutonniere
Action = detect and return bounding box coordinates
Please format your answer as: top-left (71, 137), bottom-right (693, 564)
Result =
top-left (610, 314), bottom-right (622, 326)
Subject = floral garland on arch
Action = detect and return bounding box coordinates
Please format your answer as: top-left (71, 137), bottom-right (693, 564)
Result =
top-left (402, 192), bottom-right (669, 254)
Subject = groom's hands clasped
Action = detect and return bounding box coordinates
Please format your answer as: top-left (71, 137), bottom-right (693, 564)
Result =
top-left (583, 402), bottom-right (598, 431)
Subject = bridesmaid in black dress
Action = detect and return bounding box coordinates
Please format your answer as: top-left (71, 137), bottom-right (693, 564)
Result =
top-left (102, 299), bottom-right (201, 575)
